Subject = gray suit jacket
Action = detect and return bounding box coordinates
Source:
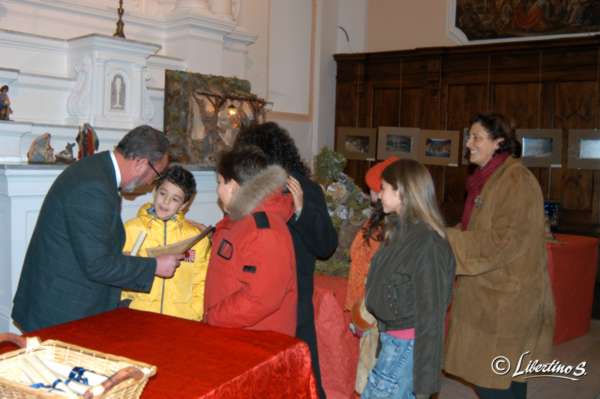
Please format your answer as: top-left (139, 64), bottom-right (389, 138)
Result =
top-left (12, 151), bottom-right (155, 332)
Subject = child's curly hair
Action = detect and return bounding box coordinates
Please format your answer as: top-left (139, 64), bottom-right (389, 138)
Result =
top-left (155, 165), bottom-right (197, 202)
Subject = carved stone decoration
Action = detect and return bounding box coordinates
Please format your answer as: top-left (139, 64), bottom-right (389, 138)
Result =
top-left (209, 0), bottom-right (232, 19)
top-left (67, 56), bottom-right (92, 119)
top-left (141, 68), bottom-right (155, 123)
top-left (231, 0), bottom-right (240, 21)
top-left (174, 0), bottom-right (210, 14)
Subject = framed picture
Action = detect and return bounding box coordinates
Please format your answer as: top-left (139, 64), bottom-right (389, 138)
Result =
top-left (449, 0), bottom-right (600, 44)
top-left (376, 127), bottom-right (420, 160)
top-left (568, 129), bottom-right (600, 170)
top-left (516, 129), bottom-right (562, 167)
top-left (336, 127), bottom-right (377, 161)
top-left (418, 130), bottom-right (460, 166)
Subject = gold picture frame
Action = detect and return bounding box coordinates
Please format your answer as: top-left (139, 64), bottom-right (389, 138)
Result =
top-left (418, 130), bottom-right (460, 166)
top-left (516, 129), bottom-right (562, 167)
top-left (376, 127), bottom-right (420, 161)
top-left (568, 129), bottom-right (600, 170)
top-left (336, 127), bottom-right (377, 161)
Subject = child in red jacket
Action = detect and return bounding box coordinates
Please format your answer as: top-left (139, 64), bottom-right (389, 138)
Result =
top-left (204, 146), bottom-right (297, 336)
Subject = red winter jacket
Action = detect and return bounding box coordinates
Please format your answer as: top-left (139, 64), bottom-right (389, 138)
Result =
top-left (204, 165), bottom-right (297, 336)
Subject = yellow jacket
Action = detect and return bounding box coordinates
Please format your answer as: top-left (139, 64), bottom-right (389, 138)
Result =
top-left (121, 203), bottom-right (210, 321)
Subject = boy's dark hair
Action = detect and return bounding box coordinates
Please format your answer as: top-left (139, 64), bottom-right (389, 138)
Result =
top-left (0, 85), bottom-right (8, 92)
top-left (217, 145), bottom-right (268, 185)
top-left (116, 125), bottom-right (169, 162)
top-left (155, 165), bottom-right (196, 202)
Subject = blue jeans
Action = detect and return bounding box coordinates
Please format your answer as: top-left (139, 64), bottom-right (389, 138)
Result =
top-left (362, 332), bottom-right (415, 399)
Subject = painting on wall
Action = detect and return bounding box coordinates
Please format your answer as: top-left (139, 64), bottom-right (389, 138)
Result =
top-left (455, 1), bottom-right (600, 41)
top-left (336, 127), bottom-right (377, 161)
top-left (516, 129), bottom-right (562, 167)
top-left (164, 70), bottom-right (268, 166)
top-left (377, 127), bottom-right (420, 160)
top-left (418, 130), bottom-right (460, 166)
top-left (568, 129), bottom-right (600, 169)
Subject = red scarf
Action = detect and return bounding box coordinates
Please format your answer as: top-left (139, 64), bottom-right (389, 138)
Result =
top-left (460, 153), bottom-right (510, 230)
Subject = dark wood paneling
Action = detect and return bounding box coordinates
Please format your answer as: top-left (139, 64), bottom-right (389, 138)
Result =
top-left (335, 36), bottom-right (600, 235)
top-left (372, 86), bottom-right (400, 127)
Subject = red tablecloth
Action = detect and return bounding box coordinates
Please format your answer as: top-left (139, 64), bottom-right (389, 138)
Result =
top-left (547, 233), bottom-right (598, 344)
top-left (314, 274), bottom-right (359, 399)
top-left (1, 309), bottom-right (317, 399)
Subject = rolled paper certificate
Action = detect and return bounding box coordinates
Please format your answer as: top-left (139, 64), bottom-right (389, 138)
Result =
top-left (21, 355), bottom-right (78, 398)
top-left (130, 231), bottom-right (147, 256)
top-left (40, 358), bottom-right (108, 387)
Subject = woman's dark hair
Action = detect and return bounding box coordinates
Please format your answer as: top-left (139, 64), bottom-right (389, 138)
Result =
top-left (155, 165), bottom-right (196, 202)
top-left (362, 200), bottom-right (385, 243)
top-left (233, 122), bottom-right (310, 177)
top-left (217, 145), bottom-right (268, 185)
top-left (470, 113), bottom-right (522, 158)
top-left (0, 85), bottom-right (8, 92)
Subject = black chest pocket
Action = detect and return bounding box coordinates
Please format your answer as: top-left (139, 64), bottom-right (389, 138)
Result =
top-left (217, 239), bottom-right (234, 260)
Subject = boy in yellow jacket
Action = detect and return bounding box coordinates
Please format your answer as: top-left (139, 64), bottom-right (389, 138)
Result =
top-left (121, 165), bottom-right (210, 321)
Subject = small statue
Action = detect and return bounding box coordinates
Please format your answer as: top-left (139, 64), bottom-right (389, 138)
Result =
top-left (56, 142), bottom-right (76, 164)
top-left (0, 85), bottom-right (13, 121)
top-left (76, 123), bottom-right (99, 159)
top-left (27, 133), bottom-right (56, 164)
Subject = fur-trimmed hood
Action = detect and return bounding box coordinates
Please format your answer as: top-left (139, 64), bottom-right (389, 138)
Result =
top-left (228, 164), bottom-right (291, 221)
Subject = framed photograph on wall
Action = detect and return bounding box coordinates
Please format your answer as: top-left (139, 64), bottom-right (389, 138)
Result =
top-left (376, 127), bottom-right (420, 160)
top-left (568, 129), bottom-right (600, 170)
top-left (516, 129), bottom-right (562, 167)
top-left (336, 127), bottom-right (377, 161)
top-left (418, 130), bottom-right (460, 166)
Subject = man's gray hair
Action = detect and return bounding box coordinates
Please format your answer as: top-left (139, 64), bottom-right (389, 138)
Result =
top-left (115, 125), bottom-right (169, 162)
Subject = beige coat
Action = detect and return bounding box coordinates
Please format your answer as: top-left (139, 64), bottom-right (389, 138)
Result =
top-left (444, 157), bottom-right (555, 389)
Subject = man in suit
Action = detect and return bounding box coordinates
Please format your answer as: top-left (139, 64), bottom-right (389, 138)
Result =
top-left (12, 125), bottom-right (184, 332)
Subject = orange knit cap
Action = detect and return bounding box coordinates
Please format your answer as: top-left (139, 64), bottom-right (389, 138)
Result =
top-left (365, 156), bottom-right (400, 193)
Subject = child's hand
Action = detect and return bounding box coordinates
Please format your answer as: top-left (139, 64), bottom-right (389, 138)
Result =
top-left (287, 176), bottom-right (304, 214)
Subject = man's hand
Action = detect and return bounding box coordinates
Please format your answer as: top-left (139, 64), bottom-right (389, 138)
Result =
top-left (155, 253), bottom-right (185, 278)
top-left (287, 176), bottom-right (304, 214)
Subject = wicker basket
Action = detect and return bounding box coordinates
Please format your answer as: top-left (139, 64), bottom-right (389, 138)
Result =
top-left (0, 333), bottom-right (156, 399)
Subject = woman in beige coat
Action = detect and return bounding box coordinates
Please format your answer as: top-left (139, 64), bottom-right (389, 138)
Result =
top-left (444, 113), bottom-right (555, 399)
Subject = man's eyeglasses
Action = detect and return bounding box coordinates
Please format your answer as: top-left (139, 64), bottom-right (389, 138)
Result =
top-left (148, 161), bottom-right (162, 179)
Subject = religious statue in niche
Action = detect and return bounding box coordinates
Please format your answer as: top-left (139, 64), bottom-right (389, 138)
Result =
top-left (76, 123), bottom-right (99, 160)
top-left (111, 74), bottom-right (126, 110)
top-left (0, 85), bottom-right (13, 120)
top-left (164, 70), bottom-right (268, 166)
top-left (27, 133), bottom-right (56, 164)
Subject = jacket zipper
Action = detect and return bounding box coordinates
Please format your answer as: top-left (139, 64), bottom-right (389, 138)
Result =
top-left (160, 220), bottom-right (167, 314)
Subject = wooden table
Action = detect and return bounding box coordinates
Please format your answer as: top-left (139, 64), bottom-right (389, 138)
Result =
top-left (1, 308), bottom-right (317, 399)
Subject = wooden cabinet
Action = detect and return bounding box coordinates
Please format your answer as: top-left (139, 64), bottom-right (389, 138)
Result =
top-left (334, 36), bottom-right (600, 235)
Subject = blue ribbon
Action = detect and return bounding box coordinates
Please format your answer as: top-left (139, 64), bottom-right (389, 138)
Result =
top-left (68, 366), bottom-right (90, 385)
top-left (30, 379), bottom-right (65, 392)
